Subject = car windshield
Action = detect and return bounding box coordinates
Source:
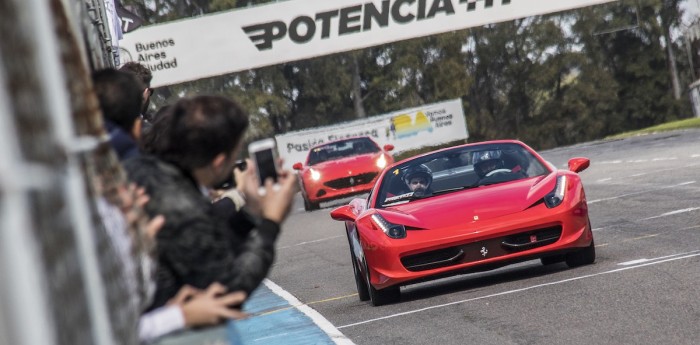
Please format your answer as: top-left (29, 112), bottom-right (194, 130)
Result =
top-left (377, 143), bottom-right (550, 207)
top-left (307, 137), bottom-right (380, 166)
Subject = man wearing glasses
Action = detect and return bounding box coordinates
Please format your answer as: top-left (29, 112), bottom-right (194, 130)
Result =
top-left (119, 61), bottom-right (153, 122)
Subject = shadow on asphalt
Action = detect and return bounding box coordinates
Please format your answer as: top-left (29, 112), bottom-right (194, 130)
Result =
top-left (398, 261), bottom-right (573, 303)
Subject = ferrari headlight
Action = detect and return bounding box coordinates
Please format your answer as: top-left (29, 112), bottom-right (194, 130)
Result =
top-left (310, 168), bottom-right (321, 181)
top-left (376, 155), bottom-right (387, 169)
top-left (544, 175), bottom-right (567, 208)
top-left (371, 214), bottom-right (406, 239)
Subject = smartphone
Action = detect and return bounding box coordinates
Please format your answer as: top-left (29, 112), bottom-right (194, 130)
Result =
top-left (248, 138), bottom-right (280, 195)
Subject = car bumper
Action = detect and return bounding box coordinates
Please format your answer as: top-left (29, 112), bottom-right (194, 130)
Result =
top-left (361, 200), bottom-right (593, 290)
top-left (303, 175), bottom-right (378, 203)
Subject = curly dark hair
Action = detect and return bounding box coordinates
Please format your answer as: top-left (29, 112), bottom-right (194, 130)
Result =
top-left (142, 96), bottom-right (249, 169)
top-left (119, 61), bottom-right (152, 88)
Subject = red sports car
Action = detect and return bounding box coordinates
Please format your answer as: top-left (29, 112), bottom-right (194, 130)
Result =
top-left (293, 136), bottom-right (394, 211)
top-left (331, 140), bottom-right (595, 306)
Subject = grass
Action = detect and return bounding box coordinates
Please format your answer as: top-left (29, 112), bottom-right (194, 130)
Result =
top-left (605, 117), bottom-right (700, 140)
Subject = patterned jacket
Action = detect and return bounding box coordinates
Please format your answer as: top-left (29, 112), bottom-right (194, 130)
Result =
top-left (124, 155), bottom-right (279, 310)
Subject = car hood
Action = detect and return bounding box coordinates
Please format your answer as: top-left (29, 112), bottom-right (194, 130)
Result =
top-left (379, 174), bottom-right (556, 229)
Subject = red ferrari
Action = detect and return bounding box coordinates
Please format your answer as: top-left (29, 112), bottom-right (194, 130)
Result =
top-left (293, 136), bottom-right (394, 211)
top-left (331, 140), bottom-right (595, 306)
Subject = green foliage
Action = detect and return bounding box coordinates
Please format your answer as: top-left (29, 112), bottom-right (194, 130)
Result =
top-left (606, 117), bottom-right (700, 139)
top-left (125, 0), bottom-right (694, 150)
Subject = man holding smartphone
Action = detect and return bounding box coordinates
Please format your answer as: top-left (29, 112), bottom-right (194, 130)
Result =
top-left (125, 95), bottom-right (298, 311)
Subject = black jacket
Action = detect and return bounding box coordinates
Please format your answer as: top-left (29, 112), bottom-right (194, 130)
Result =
top-left (105, 120), bottom-right (140, 161)
top-left (124, 155), bottom-right (280, 310)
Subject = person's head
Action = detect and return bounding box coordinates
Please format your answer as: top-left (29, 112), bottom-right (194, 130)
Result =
top-left (92, 68), bottom-right (144, 138)
top-left (474, 158), bottom-right (504, 179)
top-left (501, 150), bottom-right (529, 172)
top-left (404, 165), bottom-right (433, 195)
top-left (119, 62), bottom-right (153, 114)
top-left (142, 95), bottom-right (249, 188)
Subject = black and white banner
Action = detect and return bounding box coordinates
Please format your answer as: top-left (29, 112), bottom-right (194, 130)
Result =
top-left (119, 0), bottom-right (617, 87)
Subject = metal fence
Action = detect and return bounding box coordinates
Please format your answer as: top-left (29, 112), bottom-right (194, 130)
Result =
top-left (0, 0), bottom-right (134, 344)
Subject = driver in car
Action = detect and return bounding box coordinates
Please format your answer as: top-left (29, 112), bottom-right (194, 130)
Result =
top-left (404, 165), bottom-right (434, 197)
top-left (474, 158), bottom-right (508, 179)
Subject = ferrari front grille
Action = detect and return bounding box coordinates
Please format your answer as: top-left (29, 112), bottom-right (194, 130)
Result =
top-left (400, 226), bottom-right (563, 272)
top-left (324, 172), bottom-right (377, 189)
top-left (401, 247), bottom-right (465, 271)
top-left (501, 226), bottom-right (562, 251)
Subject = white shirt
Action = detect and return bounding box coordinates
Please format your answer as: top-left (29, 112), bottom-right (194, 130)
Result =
top-left (138, 305), bottom-right (186, 344)
top-left (96, 198), bottom-right (186, 343)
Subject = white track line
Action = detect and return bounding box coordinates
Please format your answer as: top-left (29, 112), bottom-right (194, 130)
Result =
top-left (588, 181), bottom-right (695, 204)
top-left (641, 207), bottom-right (700, 220)
top-left (277, 235), bottom-right (344, 250)
top-left (337, 250), bottom-right (700, 329)
top-left (263, 279), bottom-right (355, 345)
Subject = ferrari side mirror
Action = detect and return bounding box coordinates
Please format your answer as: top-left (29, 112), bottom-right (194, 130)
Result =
top-left (383, 144), bottom-right (395, 152)
top-left (330, 205), bottom-right (357, 222)
top-left (568, 157), bottom-right (590, 173)
top-left (292, 162), bottom-right (303, 170)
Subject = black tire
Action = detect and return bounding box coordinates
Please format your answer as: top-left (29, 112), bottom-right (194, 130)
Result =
top-left (347, 232), bottom-right (370, 301)
top-left (540, 254), bottom-right (565, 266)
top-left (351, 252), bottom-right (370, 301)
top-left (303, 196), bottom-right (319, 211)
top-left (565, 240), bottom-right (596, 268)
top-left (364, 260), bottom-right (400, 306)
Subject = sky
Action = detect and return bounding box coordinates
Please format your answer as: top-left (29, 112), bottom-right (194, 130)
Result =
top-left (682, 0), bottom-right (700, 27)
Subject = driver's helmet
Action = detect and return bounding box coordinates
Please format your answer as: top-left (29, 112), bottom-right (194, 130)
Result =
top-left (403, 164), bottom-right (433, 189)
top-left (474, 158), bottom-right (505, 179)
top-left (473, 150), bottom-right (501, 163)
top-left (500, 150), bottom-right (524, 171)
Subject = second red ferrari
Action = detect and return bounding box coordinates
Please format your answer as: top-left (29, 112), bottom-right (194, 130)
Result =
top-left (293, 136), bottom-right (394, 211)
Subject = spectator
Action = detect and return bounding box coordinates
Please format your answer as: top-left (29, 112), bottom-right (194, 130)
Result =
top-left (124, 95), bottom-right (298, 310)
top-left (109, 183), bottom-right (248, 344)
top-left (92, 68), bottom-right (144, 160)
top-left (93, 69), bottom-right (246, 342)
top-left (119, 61), bottom-right (153, 118)
top-left (139, 104), bottom-right (172, 150)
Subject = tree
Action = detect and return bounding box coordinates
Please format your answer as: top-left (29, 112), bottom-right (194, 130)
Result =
top-left (120, 0), bottom-right (692, 147)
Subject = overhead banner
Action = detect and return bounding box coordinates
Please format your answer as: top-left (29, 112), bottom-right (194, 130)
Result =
top-left (274, 98), bottom-right (467, 170)
top-left (119, 0), bottom-right (618, 87)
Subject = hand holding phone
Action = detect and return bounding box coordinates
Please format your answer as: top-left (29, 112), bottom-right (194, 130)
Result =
top-left (248, 138), bottom-right (280, 195)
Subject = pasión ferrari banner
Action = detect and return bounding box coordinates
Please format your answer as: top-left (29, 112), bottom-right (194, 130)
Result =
top-left (274, 98), bottom-right (467, 170)
top-left (119, 0), bottom-right (618, 87)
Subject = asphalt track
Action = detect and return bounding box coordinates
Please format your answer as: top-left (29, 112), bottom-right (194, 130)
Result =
top-left (267, 129), bottom-right (700, 345)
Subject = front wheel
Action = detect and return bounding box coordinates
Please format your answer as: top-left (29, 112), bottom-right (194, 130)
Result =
top-left (347, 233), bottom-right (369, 301)
top-left (364, 260), bottom-right (400, 306)
top-left (303, 196), bottom-right (320, 211)
top-left (565, 240), bottom-right (596, 268)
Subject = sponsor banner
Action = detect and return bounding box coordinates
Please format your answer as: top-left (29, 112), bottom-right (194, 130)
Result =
top-left (119, 0), bottom-right (618, 87)
top-left (275, 98), bottom-right (467, 170)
